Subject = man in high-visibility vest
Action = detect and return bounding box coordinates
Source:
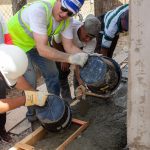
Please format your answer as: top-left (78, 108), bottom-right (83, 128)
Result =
top-left (7, 0), bottom-right (88, 122)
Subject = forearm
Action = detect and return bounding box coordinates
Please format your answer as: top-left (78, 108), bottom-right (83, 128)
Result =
top-left (33, 32), bottom-right (70, 63)
top-left (100, 47), bottom-right (109, 56)
top-left (33, 33), bottom-right (88, 66)
top-left (16, 76), bottom-right (35, 90)
top-left (0, 96), bottom-right (26, 113)
top-left (75, 66), bottom-right (84, 85)
top-left (37, 44), bottom-right (71, 63)
top-left (65, 44), bottom-right (81, 54)
top-left (62, 36), bottom-right (82, 54)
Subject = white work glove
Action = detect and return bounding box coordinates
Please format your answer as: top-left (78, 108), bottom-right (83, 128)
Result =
top-left (75, 85), bottom-right (87, 99)
top-left (68, 53), bottom-right (88, 67)
top-left (24, 91), bottom-right (51, 106)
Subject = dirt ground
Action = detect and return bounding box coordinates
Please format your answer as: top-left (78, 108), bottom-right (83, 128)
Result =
top-left (34, 35), bottom-right (128, 150)
top-left (34, 82), bottom-right (127, 150)
top-left (0, 1), bottom-right (130, 149)
top-left (0, 34), bottom-right (129, 150)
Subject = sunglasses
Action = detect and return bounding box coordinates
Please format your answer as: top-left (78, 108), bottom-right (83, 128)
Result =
top-left (60, 6), bottom-right (74, 17)
top-left (87, 33), bottom-right (96, 38)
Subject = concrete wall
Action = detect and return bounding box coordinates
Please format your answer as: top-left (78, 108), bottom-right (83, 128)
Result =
top-left (128, 0), bottom-right (150, 149)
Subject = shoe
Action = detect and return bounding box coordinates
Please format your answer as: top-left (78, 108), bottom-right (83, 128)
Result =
top-left (0, 129), bottom-right (12, 142)
top-left (31, 120), bottom-right (41, 131)
top-left (27, 115), bottom-right (38, 123)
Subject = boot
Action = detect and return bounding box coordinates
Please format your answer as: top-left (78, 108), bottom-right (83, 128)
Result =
top-left (0, 128), bottom-right (12, 142)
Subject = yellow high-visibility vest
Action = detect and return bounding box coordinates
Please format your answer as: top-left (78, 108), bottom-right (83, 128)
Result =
top-left (8, 0), bottom-right (70, 52)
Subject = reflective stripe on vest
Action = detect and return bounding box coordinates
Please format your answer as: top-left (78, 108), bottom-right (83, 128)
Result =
top-left (8, 0), bottom-right (70, 52)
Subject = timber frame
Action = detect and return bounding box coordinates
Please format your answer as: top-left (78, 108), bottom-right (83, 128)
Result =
top-left (10, 118), bottom-right (89, 150)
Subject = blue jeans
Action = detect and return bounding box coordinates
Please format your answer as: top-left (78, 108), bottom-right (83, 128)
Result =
top-left (24, 48), bottom-right (60, 122)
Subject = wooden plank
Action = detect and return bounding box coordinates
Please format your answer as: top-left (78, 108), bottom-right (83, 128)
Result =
top-left (72, 118), bottom-right (87, 125)
top-left (56, 122), bottom-right (89, 150)
top-left (15, 143), bottom-right (34, 150)
top-left (19, 126), bottom-right (46, 145)
top-left (6, 106), bottom-right (27, 132)
top-left (120, 62), bottom-right (128, 69)
top-left (10, 126), bottom-right (46, 150)
top-left (10, 119), bottom-right (31, 135)
top-left (85, 91), bottom-right (111, 99)
top-left (10, 119), bottom-right (89, 150)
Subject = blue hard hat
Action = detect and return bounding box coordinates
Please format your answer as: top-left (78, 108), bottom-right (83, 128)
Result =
top-left (35, 95), bottom-right (72, 132)
top-left (80, 56), bottom-right (122, 95)
top-left (61, 0), bottom-right (84, 14)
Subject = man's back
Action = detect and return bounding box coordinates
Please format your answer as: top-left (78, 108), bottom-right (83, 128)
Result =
top-left (103, 4), bottom-right (129, 40)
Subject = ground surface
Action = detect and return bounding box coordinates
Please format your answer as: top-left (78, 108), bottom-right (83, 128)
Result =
top-left (0, 35), bottom-right (129, 150)
top-left (0, 1), bottom-right (130, 149)
top-left (34, 81), bottom-right (128, 150)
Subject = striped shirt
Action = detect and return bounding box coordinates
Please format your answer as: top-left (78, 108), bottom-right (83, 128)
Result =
top-left (102, 4), bottom-right (129, 49)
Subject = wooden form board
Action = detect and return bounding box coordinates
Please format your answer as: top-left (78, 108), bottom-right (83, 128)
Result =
top-left (10, 119), bottom-right (31, 135)
top-left (6, 106), bottom-right (27, 132)
top-left (10, 118), bottom-right (89, 150)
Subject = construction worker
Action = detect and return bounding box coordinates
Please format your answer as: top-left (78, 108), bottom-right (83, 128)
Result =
top-left (0, 11), bottom-right (14, 142)
top-left (0, 44), bottom-right (51, 142)
top-left (53, 14), bottom-right (101, 102)
top-left (7, 0), bottom-right (88, 122)
top-left (96, 4), bottom-right (129, 58)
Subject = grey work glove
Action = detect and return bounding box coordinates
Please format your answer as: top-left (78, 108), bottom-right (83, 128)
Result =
top-left (68, 53), bottom-right (88, 67)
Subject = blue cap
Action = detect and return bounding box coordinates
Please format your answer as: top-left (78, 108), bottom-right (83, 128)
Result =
top-left (61, 0), bottom-right (84, 14)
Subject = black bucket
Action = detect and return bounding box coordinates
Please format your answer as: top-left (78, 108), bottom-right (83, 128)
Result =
top-left (80, 56), bottom-right (121, 95)
top-left (35, 95), bottom-right (72, 132)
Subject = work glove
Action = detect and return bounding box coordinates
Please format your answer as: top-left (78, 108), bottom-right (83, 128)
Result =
top-left (24, 91), bottom-right (51, 106)
top-left (68, 53), bottom-right (88, 67)
top-left (75, 85), bottom-right (87, 99)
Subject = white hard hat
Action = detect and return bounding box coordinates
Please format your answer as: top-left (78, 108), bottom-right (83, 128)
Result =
top-left (0, 44), bottom-right (28, 87)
